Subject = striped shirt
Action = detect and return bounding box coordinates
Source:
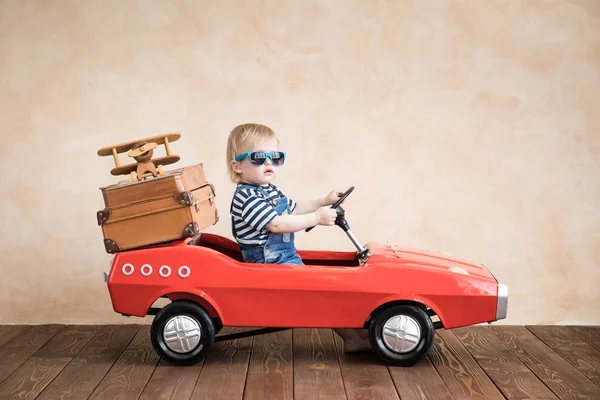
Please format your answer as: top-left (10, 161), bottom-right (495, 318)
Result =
top-left (230, 184), bottom-right (297, 246)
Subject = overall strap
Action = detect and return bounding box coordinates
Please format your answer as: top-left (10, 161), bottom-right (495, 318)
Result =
top-left (237, 183), bottom-right (272, 199)
top-left (268, 183), bottom-right (286, 199)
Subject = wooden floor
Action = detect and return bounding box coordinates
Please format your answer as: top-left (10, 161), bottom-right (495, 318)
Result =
top-left (0, 325), bottom-right (599, 399)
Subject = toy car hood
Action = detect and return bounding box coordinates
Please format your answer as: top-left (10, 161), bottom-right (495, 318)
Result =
top-left (367, 241), bottom-right (496, 281)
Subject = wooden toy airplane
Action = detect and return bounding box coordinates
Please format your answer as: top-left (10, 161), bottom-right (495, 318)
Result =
top-left (97, 132), bottom-right (181, 182)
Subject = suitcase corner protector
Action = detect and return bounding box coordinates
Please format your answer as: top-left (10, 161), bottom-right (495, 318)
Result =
top-left (104, 239), bottom-right (120, 254)
top-left (97, 209), bottom-right (110, 225)
top-left (182, 221), bottom-right (200, 237)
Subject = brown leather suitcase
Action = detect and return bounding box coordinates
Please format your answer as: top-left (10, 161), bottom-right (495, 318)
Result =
top-left (100, 163), bottom-right (208, 208)
top-left (97, 164), bottom-right (218, 253)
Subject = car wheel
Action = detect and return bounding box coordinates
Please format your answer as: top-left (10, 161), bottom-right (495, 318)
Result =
top-left (212, 317), bottom-right (223, 335)
top-left (369, 305), bottom-right (435, 367)
top-left (151, 300), bottom-right (215, 366)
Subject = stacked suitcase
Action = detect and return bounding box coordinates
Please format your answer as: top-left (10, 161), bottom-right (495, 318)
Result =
top-left (97, 163), bottom-right (218, 253)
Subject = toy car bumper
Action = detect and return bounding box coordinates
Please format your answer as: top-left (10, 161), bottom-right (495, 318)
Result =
top-left (483, 263), bottom-right (508, 321)
top-left (496, 283), bottom-right (508, 320)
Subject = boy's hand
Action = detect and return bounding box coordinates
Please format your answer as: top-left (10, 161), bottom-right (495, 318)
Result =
top-left (315, 207), bottom-right (337, 226)
top-left (324, 190), bottom-right (344, 206)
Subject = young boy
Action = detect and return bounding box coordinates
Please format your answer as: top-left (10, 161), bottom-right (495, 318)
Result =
top-left (226, 123), bottom-right (371, 352)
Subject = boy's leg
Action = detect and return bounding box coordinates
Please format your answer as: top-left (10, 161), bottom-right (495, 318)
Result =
top-left (333, 328), bottom-right (372, 353)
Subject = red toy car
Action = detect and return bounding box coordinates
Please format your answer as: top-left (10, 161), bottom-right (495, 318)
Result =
top-left (105, 187), bottom-right (508, 366)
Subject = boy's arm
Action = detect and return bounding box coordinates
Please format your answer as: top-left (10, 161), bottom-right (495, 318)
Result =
top-left (292, 190), bottom-right (343, 215)
top-left (235, 191), bottom-right (335, 235)
top-left (267, 207), bottom-right (337, 233)
top-left (292, 198), bottom-right (327, 215)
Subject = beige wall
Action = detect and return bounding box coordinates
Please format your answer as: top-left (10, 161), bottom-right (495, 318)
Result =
top-left (0, 1), bottom-right (598, 325)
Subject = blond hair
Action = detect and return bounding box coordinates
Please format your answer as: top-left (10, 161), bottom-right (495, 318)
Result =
top-left (226, 123), bottom-right (279, 183)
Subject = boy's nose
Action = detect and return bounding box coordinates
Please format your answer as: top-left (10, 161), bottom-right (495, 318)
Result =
top-left (264, 157), bottom-right (273, 165)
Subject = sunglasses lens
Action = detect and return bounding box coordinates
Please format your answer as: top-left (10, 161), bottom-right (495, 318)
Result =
top-left (249, 152), bottom-right (266, 166)
top-left (271, 152), bottom-right (285, 166)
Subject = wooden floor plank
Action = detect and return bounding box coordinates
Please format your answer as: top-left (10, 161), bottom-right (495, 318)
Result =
top-left (191, 328), bottom-right (253, 400)
top-left (527, 326), bottom-right (600, 388)
top-left (244, 329), bottom-right (293, 400)
top-left (139, 359), bottom-right (203, 400)
top-left (88, 326), bottom-right (160, 400)
top-left (491, 326), bottom-right (600, 399)
top-left (454, 326), bottom-right (559, 399)
top-left (293, 329), bottom-right (346, 400)
top-left (0, 325), bottom-right (99, 399)
top-left (428, 329), bottom-right (505, 399)
top-left (0, 326), bottom-right (27, 349)
top-left (388, 356), bottom-right (453, 399)
top-left (333, 332), bottom-right (399, 400)
top-left (569, 327), bottom-right (600, 352)
top-left (0, 325), bottom-right (64, 385)
top-left (37, 325), bottom-right (140, 400)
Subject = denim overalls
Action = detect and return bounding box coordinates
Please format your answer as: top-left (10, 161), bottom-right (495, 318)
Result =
top-left (232, 183), bottom-right (303, 265)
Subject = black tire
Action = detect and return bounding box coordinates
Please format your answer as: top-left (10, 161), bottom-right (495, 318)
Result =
top-left (151, 300), bottom-right (215, 366)
top-left (369, 305), bottom-right (435, 367)
top-left (212, 317), bottom-right (223, 335)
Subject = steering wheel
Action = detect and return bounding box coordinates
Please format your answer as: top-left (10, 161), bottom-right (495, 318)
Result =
top-left (305, 186), bottom-right (354, 232)
top-left (332, 186), bottom-right (354, 209)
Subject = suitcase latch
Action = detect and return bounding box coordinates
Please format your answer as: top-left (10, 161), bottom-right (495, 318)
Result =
top-left (194, 197), bottom-right (200, 212)
top-left (208, 192), bottom-right (213, 206)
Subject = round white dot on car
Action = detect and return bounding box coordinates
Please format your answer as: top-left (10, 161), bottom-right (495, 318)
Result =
top-left (141, 264), bottom-right (153, 277)
top-left (159, 265), bottom-right (171, 278)
top-left (122, 263), bottom-right (134, 276)
top-left (178, 266), bottom-right (190, 278)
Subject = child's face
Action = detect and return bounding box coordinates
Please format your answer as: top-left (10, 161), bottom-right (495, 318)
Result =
top-left (233, 137), bottom-right (282, 186)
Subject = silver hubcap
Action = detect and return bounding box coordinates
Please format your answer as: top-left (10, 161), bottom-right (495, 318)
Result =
top-left (163, 315), bottom-right (202, 353)
top-left (382, 315), bottom-right (421, 353)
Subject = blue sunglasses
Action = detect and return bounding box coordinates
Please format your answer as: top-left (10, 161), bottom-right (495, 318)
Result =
top-left (235, 151), bottom-right (286, 166)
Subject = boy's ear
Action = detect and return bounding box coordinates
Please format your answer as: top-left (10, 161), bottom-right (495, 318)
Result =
top-left (231, 160), bottom-right (242, 174)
